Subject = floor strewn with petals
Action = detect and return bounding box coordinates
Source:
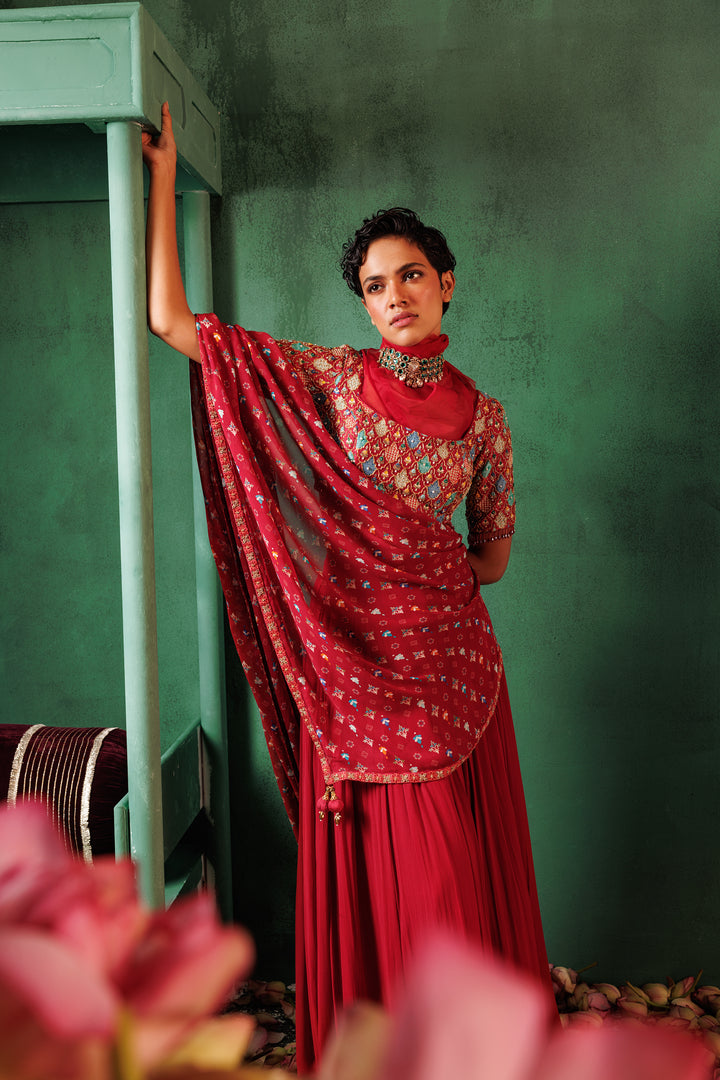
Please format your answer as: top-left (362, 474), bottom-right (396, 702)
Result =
top-left (551, 964), bottom-right (720, 1077)
top-left (226, 980), bottom-right (297, 1072)
top-left (227, 967), bottom-right (720, 1076)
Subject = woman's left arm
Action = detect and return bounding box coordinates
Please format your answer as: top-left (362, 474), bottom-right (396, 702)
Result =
top-left (466, 396), bottom-right (515, 584)
top-left (468, 537), bottom-right (512, 584)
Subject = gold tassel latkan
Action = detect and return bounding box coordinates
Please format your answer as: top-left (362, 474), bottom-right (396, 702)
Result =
top-left (316, 783), bottom-right (344, 825)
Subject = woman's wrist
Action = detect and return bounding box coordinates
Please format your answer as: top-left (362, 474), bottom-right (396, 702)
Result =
top-left (146, 159), bottom-right (176, 185)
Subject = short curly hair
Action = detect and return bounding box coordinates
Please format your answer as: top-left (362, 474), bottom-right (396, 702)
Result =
top-left (340, 207), bottom-right (456, 315)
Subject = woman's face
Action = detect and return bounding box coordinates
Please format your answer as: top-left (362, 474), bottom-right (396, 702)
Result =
top-left (359, 236), bottom-right (455, 348)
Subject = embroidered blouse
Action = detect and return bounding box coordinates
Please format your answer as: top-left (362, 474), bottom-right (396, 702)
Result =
top-left (276, 339), bottom-right (516, 547)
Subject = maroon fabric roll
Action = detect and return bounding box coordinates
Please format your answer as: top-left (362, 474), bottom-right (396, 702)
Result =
top-left (0, 724), bottom-right (127, 859)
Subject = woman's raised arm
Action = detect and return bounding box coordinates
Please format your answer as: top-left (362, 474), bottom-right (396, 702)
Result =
top-left (141, 103), bottom-right (202, 362)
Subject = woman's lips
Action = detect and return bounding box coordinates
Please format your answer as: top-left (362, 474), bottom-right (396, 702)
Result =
top-left (390, 314), bottom-right (417, 327)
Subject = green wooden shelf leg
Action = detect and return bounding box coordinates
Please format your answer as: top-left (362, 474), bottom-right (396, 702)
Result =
top-left (183, 190), bottom-right (233, 922)
top-left (106, 119), bottom-right (164, 908)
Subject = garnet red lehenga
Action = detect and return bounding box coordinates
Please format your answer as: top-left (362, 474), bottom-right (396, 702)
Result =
top-left (190, 316), bottom-right (552, 1075)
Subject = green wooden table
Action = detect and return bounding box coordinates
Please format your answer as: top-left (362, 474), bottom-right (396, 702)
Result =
top-left (0, 3), bottom-right (231, 918)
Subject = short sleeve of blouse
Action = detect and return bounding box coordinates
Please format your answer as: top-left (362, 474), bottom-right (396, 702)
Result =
top-left (465, 396), bottom-right (516, 546)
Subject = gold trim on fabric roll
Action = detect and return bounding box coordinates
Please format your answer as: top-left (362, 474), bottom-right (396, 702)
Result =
top-left (80, 728), bottom-right (114, 863)
top-left (7, 724), bottom-right (44, 804)
top-left (64, 729), bottom-right (87, 854)
top-left (41, 729), bottom-right (70, 845)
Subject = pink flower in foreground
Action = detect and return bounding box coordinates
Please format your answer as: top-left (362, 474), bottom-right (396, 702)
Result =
top-left (0, 797), bottom-right (145, 993)
top-left (319, 936), bottom-right (714, 1080)
top-left (117, 892), bottom-right (255, 1067)
top-left (0, 801), bottom-right (130, 1078)
top-left (376, 940), bottom-right (555, 1080)
top-left (0, 800), bottom-right (254, 1078)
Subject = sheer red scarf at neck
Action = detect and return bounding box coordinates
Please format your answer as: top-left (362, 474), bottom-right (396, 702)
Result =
top-left (191, 316), bottom-right (503, 831)
top-left (361, 332), bottom-right (477, 440)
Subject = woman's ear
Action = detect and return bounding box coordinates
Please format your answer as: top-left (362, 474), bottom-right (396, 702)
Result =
top-left (441, 270), bottom-right (456, 303)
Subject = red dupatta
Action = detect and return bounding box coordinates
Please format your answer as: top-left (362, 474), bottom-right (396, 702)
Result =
top-left (190, 315), bottom-right (503, 832)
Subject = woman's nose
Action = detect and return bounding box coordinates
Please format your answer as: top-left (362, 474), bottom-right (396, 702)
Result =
top-left (388, 281), bottom-right (407, 307)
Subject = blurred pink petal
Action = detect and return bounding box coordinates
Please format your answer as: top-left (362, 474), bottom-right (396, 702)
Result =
top-left (116, 893), bottom-right (254, 1067)
top-left (562, 1010), bottom-right (606, 1028)
top-left (0, 801), bottom-right (81, 924)
top-left (41, 862), bottom-right (148, 980)
top-left (162, 1013), bottom-right (256, 1068)
top-left (0, 799), bottom-right (68, 872)
top-left (0, 802), bottom-right (260, 1076)
top-left (654, 1014), bottom-right (695, 1031)
top-left (0, 999), bottom-right (112, 1080)
top-left (318, 1002), bottom-right (393, 1080)
top-left (120, 893), bottom-right (254, 1016)
top-left (377, 936), bottom-right (554, 1080)
top-left (534, 1018), bottom-right (713, 1080)
top-left (0, 927), bottom-right (118, 1037)
top-left (130, 1015), bottom-right (202, 1070)
top-left (0, 802), bottom-right (145, 982)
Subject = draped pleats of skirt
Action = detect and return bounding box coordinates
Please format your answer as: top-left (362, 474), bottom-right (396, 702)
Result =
top-left (295, 670), bottom-right (552, 1074)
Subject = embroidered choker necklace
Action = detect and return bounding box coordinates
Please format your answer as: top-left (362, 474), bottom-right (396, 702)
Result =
top-left (377, 345), bottom-right (445, 389)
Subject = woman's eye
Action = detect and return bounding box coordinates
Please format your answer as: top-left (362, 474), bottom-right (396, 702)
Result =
top-left (367, 283), bottom-right (382, 293)
top-left (405, 270), bottom-right (422, 281)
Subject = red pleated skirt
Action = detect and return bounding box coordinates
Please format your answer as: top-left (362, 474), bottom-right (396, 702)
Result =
top-left (295, 670), bottom-right (551, 1075)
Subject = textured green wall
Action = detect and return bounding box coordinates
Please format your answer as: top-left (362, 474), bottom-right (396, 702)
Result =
top-left (0, 200), bottom-right (200, 747)
top-left (2, 0), bottom-right (718, 983)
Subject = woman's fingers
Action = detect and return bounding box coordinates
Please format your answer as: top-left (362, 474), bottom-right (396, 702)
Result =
top-left (158, 103), bottom-right (176, 153)
top-left (159, 102), bottom-right (174, 138)
top-left (141, 103), bottom-right (176, 166)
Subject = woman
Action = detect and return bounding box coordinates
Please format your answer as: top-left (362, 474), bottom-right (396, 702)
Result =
top-left (143, 104), bottom-right (551, 1073)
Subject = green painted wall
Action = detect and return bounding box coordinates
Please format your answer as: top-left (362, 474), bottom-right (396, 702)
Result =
top-left (1, 0), bottom-right (718, 983)
top-left (0, 200), bottom-right (200, 747)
